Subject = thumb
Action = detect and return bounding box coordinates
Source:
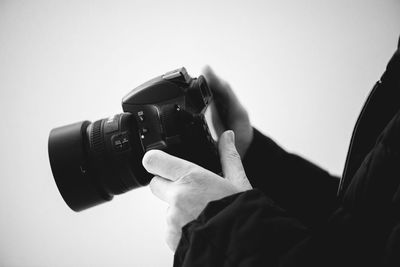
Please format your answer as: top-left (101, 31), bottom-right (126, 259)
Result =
top-left (219, 130), bottom-right (252, 190)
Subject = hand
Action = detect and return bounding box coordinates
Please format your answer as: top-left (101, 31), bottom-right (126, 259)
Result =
top-left (203, 66), bottom-right (253, 158)
top-left (143, 130), bottom-right (252, 251)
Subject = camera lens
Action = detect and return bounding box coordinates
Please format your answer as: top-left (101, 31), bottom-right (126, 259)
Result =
top-left (48, 113), bottom-right (151, 211)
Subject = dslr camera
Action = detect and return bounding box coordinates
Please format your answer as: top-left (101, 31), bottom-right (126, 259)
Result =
top-left (48, 68), bottom-right (220, 211)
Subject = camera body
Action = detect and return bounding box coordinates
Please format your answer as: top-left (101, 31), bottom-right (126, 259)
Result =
top-left (122, 67), bottom-right (218, 170)
top-left (48, 68), bottom-right (220, 211)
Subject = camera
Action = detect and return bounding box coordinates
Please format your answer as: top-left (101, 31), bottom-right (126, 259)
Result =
top-left (48, 68), bottom-right (220, 211)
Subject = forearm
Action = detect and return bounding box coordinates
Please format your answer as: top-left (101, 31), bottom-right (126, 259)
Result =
top-left (174, 190), bottom-right (309, 267)
top-left (242, 128), bottom-right (340, 229)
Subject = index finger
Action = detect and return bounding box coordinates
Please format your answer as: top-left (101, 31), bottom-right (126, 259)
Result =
top-left (142, 150), bottom-right (197, 181)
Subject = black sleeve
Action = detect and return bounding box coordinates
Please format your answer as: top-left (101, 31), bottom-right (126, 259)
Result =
top-left (242, 128), bottom-right (340, 229)
top-left (174, 189), bottom-right (310, 267)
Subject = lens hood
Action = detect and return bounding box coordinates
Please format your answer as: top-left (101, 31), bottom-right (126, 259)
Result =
top-left (48, 121), bottom-right (112, 211)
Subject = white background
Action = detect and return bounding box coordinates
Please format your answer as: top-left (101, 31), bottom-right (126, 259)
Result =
top-left (0, 0), bottom-right (399, 266)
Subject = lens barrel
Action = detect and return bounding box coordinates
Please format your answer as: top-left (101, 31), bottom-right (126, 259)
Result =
top-left (48, 113), bottom-right (150, 211)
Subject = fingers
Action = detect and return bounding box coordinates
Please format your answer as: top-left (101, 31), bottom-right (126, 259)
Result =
top-left (149, 176), bottom-right (172, 203)
top-left (166, 206), bottom-right (180, 252)
top-left (202, 66), bottom-right (239, 106)
top-left (142, 150), bottom-right (197, 181)
top-left (202, 66), bottom-right (249, 137)
top-left (165, 226), bottom-right (181, 252)
top-left (219, 130), bottom-right (244, 179)
top-left (208, 102), bottom-right (226, 137)
top-left (165, 206), bottom-right (192, 252)
top-left (219, 130), bottom-right (252, 190)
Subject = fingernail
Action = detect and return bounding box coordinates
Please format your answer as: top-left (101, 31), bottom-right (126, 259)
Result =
top-left (227, 130), bottom-right (235, 144)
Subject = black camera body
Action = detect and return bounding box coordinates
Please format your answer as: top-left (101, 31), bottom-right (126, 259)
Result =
top-left (48, 68), bottom-right (220, 211)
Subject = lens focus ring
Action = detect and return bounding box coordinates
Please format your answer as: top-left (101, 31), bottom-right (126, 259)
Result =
top-left (90, 119), bottom-right (106, 155)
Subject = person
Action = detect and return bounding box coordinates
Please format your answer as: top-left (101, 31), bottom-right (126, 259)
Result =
top-left (142, 38), bottom-right (400, 266)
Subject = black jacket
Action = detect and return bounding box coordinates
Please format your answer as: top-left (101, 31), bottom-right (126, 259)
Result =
top-left (174, 41), bottom-right (400, 266)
